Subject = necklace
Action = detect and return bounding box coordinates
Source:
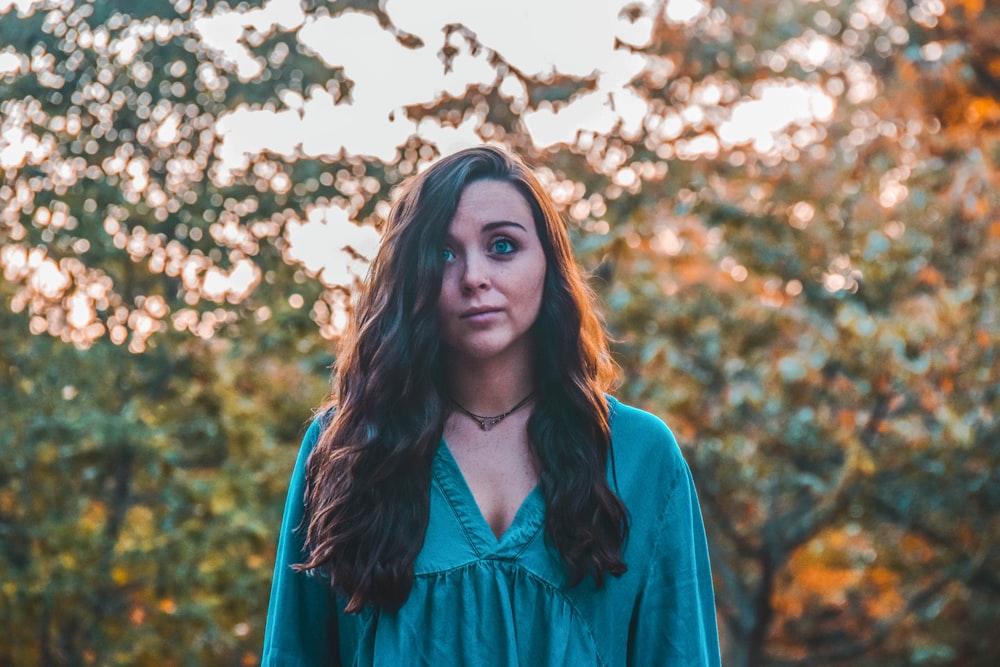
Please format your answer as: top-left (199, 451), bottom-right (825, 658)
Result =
top-left (451, 393), bottom-right (534, 432)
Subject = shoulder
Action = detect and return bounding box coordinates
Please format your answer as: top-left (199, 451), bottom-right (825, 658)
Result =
top-left (606, 396), bottom-right (680, 457)
top-left (605, 395), bottom-right (687, 495)
top-left (302, 407), bottom-right (337, 450)
top-left (289, 408), bottom-right (337, 482)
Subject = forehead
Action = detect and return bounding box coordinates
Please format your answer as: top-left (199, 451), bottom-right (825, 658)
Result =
top-left (449, 179), bottom-right (536, 230)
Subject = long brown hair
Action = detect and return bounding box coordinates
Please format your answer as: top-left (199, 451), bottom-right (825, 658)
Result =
top-left (297, 146), bottom-right (628, 612)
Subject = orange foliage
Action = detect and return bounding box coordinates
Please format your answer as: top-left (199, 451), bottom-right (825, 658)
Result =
top-left (0, 490), bottom-right (15, 515)
top-left (956, 524), bottom-right (977, 549)
top-left (129, 605), bottom-right (147, 626)
top-left (864, 567), bottom-right (906, 618)
top-left (797, 564), bottom-right (859, 598)
top-left (957, 0), bottom-right (984, 18)
top-left (919, 389), bottom-right (941, 411)
top-left (941, 0), bottom-right (986, 26)
top-left (80, 500), bottom-right (108, 533)
top-left (915, 264), bottom-right (943, 287)
top-left (775, 527), bottom-right (910, 639)
top-left (672, 419), bottom-right (697, 442)
top-left (782, 531), bottom-right (861, 591)
top-left (899, 533), bottom-right (935, 563)
top-left (897, 59), bottom-right (919, 85)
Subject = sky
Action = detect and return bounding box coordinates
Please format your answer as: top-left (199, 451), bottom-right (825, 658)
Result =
top-left (0, 0), bottom-right (855, 341)
top-left (189, 0), bottom-right (839, 292)
top-left (194, 0), bottom-right (836, 168)
top-left (198, 0), bottom-right (668, 166)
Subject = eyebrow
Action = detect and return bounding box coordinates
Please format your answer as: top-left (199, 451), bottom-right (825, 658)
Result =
top-left (481, 221), bottom-right (528, 233)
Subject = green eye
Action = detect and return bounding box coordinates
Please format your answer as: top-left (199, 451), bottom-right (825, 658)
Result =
top-left (442, 248), bottom-right (455, 261)
top-left (492, 238), bottom-right (516, 254)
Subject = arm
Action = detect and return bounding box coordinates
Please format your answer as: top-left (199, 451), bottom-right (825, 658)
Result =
top-left (627, 460), bottom-right (721, 666)
top-left (262, 419), bottom-right (339, 667)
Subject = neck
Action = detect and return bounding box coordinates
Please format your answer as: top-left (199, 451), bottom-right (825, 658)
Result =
top-left (446, 349), bottom-right (535, 415)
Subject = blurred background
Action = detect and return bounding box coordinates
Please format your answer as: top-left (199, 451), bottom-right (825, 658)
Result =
top-left (1, 0), bottom-right (997, 664)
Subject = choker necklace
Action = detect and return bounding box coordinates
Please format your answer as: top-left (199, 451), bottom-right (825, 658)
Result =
top-left (451, 393), bottom-right (534, 432)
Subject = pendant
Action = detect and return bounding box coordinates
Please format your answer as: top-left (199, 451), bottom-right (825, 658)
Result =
top-left (451, 393), bottom-right (534, 433)
top-left (479, 417), bottom-right (502, 431)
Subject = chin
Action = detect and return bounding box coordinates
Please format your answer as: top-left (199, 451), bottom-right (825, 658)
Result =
top-left (453, 344), bottom-right (512, 362)
top-left (446, 334), bottom-right (528, 363)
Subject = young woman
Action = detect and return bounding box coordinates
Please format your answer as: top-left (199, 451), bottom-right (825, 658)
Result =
top-left (262, 146), bottom-right (720, 665)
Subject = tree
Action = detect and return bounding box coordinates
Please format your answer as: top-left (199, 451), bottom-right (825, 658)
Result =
top-left (581, 1), bottom-right (1000, 664)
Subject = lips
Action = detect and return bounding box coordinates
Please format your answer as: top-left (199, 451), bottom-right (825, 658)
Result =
top-left (460, 306), bottom-right (502, 319)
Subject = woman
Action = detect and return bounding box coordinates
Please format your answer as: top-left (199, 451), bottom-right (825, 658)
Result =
top-left (263, 146), bottom-right (720, 665)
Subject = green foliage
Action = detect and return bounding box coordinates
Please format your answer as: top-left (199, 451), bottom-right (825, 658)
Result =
top-left (0, 277), bottom-right (331, 665)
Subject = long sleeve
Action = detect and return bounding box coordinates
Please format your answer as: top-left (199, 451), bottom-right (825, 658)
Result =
top-left (262, 419), bottom-right (338, 666)
top-left (626, 457), bottom-right (721, 666)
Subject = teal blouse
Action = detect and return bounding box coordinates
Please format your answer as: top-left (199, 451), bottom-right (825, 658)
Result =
top-left (262, 397), bottom-right (720, 666)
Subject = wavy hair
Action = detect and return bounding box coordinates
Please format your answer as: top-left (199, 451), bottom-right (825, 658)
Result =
top-left (297, 145), bottom-right (628, 612)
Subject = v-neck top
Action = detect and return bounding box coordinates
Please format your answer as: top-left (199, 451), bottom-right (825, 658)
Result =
top-left (262, 397), bottom-right (720, 666)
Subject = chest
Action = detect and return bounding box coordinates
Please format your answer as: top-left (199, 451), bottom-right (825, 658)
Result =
top-left (443, 425), bottom-right (538, 539)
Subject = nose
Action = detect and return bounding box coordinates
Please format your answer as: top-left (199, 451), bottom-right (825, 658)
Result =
top-left (460, 252), bottom-right (490, 293)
